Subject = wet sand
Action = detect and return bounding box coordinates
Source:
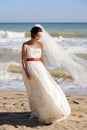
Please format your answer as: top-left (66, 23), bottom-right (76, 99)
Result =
top-left (0, 91), bottom-right (87, 130)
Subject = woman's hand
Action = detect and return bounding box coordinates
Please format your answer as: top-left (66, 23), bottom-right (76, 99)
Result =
top-left (26, 71), bottom-right (32, 80)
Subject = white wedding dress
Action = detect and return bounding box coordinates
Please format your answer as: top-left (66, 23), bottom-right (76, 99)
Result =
top-left (22, 45), bottom-right (71, 124)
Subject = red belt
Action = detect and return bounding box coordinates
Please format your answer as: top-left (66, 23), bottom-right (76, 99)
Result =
top-left (26, 58), bottom-right (41, 61)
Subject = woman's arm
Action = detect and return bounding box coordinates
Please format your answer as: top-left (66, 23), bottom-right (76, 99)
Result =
top-left (21, 43), bottom-right (32, 79)
top-left (40, 43), bottom-right (44, 64)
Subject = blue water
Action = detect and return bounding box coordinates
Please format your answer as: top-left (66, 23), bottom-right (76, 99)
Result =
top-left (0, 23), bottom-right (87, 33)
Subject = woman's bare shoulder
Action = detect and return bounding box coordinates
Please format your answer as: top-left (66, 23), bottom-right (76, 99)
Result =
top-left (22, 41), bottom-right (29, 52)
top-left (23, 41), bottom-right (29, 46)
top-left (38, 42), bottom-right (43, 48)
top-left (22, 40), bottom-right (31, 48)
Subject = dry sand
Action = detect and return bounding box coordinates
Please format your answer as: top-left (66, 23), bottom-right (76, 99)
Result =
top-left (0, 91), bottom-right (87, 130)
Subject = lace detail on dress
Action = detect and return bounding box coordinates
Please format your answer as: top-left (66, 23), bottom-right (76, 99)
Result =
top-left (27, 46), bottom-right (42, 59)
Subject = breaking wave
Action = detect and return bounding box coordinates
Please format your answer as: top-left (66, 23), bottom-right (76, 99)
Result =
top-left (0, 30), bottom-right (87, 39)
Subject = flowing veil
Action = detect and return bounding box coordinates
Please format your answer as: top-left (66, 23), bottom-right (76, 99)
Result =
top-left (35, 24), bottom-right (87, 82)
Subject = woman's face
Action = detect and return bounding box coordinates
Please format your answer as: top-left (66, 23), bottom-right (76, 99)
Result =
top-left (34, 32), bottom-right (42, 41)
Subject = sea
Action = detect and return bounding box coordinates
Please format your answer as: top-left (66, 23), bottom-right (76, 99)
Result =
top-left (0, 22), bottom-right (87, 95)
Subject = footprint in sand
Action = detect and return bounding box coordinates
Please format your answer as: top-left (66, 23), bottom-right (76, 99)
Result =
top-left (77, 98), bottom-right (85, 100)
top-left (72, 101), bottom-right (79, 104)
top-left (3, 97), bottom-right (7, 99)
top-left (3, 103), bottom-right (7, 105)
top-left (72, 114), bottom-right (76, 116)
top-left (76, 121), bottom-right (80, 123)
top-left (78, 115), bottom-right (84, 118)
top-left (21, 103), bottom-right (25, 106)
top-left (13, 103), bottom-right (17, 106)
top-left (16, 94), bottom-right (24, 96)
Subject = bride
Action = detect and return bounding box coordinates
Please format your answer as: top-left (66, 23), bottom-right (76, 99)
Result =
top-left (21, 24), bottom-right (71, 124)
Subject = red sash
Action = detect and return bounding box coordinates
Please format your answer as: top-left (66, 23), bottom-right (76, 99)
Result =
top-left (26, 58), bottom-right (41, 61)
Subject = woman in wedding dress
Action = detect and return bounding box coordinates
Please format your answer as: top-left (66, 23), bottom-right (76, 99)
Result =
top-left (21, 25), bottom-right (71, 124)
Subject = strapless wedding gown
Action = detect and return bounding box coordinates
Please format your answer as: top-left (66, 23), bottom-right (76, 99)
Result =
top-left (22, 45), bottom-right (71, 124)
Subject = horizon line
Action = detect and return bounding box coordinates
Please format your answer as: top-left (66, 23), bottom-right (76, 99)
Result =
top-left (0, 22), bottom-right (87, 24)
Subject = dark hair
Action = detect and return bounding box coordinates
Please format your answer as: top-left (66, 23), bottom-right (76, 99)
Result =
top-left (30, 26), bottom-right (42, 38)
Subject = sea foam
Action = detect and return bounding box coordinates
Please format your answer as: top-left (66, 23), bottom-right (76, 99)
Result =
top-left (0, 30), bottom-right (25, 38)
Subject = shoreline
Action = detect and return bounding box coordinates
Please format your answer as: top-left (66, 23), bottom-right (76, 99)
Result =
top-left (0, 89), bottom-right (87, 96)
top-left (0, 91), bottom-right (87, 130)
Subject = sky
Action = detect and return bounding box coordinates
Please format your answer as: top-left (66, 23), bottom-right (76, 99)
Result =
top-left (0, 0), bottom-right (87, 23)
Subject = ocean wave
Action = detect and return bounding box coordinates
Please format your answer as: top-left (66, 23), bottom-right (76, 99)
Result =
top-left (7, 62), bottom-right (22, 73)
top-left (50, 32), bottom-right (87, 38)
top-left (0, 30), bottom-right (25, 38)
top-left (1, 61), bottom-right (87, 93)
top-left (66, 46), bottom-right (87, 54)
top-left (8, 63), bottom-right (72, 79)
top-left (48, 69), bottom-right (72, 79)
top-left (0, 30), bottom-right (87, 39)
top-left (0, 62), bottom-right (22, 81)
top-left (25, 31), bottom-right (87, 38)
top-left (0, 47), bottom-right (20, 53)
top-left (0, 62), bottom-right (72, 81)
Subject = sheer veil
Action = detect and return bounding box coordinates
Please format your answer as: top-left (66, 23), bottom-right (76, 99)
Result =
top-left (35, 24), bottom-right (87, 82)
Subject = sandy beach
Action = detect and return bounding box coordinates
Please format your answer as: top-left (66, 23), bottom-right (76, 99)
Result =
top-left (0, 91), bottom-right (86, 130)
